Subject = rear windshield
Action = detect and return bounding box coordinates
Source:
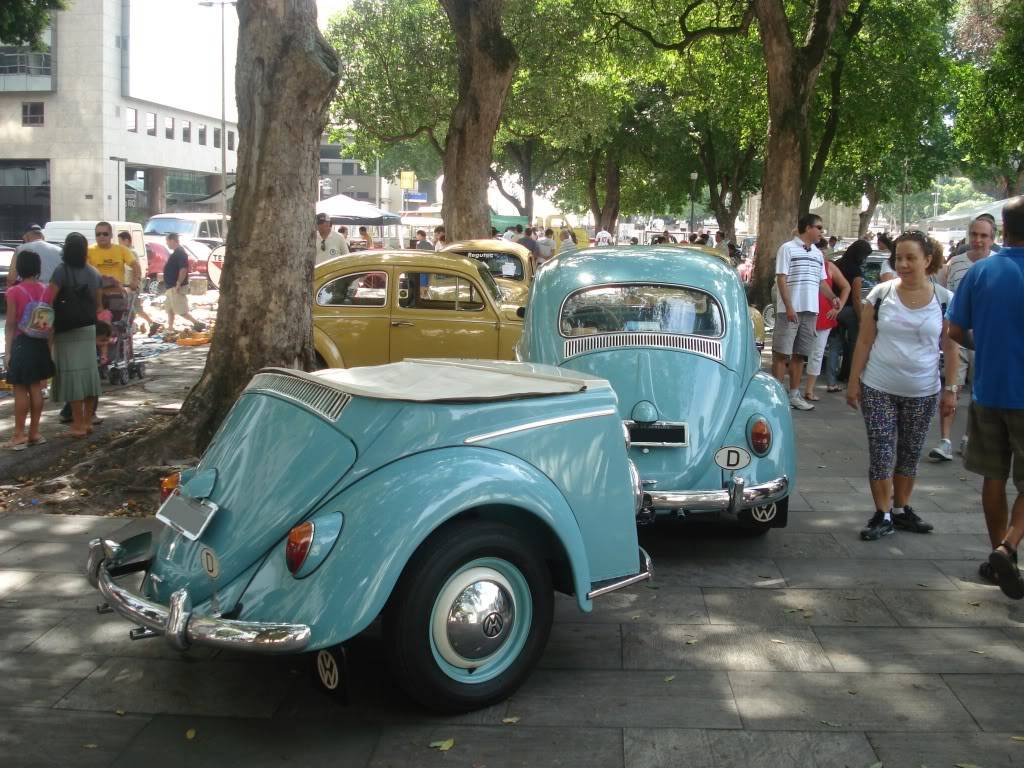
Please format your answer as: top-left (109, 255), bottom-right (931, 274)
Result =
top-left (560, 284), bottom-right (724, 338)
top-left (144, 218), bottom-right (196, 236)
top-left (465, 251), bottom-right (525, 281)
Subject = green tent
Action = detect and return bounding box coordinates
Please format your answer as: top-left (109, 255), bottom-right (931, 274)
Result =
top-left (490, 212), bottom-right (529, 231)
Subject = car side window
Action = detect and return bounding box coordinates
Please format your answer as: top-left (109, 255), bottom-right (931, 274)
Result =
top-left (398, 272), bottom-right (485, 312)
top-left (198, 222), bottom-right (211, 238)
top-left (317, 271), bottom-right (388, 307)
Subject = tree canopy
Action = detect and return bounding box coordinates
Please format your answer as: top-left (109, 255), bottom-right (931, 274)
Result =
top-left (0, 0), bottom-right (64, 46)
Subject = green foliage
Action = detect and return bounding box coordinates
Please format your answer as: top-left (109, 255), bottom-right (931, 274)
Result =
top-left (0, 0), bottom-right (64, 46)
top-left (903, 176), bottom-right (993, 221)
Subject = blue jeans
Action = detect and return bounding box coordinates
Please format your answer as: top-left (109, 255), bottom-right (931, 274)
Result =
top-left (824, 329), bottom-right (843, 387)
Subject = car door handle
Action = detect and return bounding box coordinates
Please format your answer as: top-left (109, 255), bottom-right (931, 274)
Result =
top-left (390, 320), bottom-right (415, 327)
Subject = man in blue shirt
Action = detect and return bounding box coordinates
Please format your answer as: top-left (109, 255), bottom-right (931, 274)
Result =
top-left (945, 197), bottom-right (1024, 599)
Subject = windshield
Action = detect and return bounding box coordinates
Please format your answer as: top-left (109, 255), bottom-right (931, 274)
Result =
top-left (464, 251), bottom-right (525, 281)
top-left (560, 284), bottom-right (724, 338)
top-left (475, 262), bottom-right (503, 303)
top-left (144, 218), bottom-right (196, 236)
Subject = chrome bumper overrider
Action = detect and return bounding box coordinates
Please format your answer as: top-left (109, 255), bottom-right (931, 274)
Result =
top-left (86, 538), bottom-right (311, 653)
top-left (643, 475), bottom-right (789, 514)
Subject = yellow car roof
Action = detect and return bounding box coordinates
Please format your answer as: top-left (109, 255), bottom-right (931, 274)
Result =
top-left (443, 239), bottom-right (531, 258)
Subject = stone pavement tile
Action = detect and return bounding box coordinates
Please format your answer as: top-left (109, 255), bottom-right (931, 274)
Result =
top-left (933, 558), bottom-right (1008, 589)
top-left (368, 725), bottom-right (623, 768)
top-left (792, 493), bottom-right (872, 514)
top-left (642, 558), bottom-right (786, 590)
top-left (623, 728), bottom-right (878, 768)
top-left (554, 588), bottom-right (709, 624)
top-left (0, 512), bottom-right (127, 545)
top-left (0, 568), bottom-right (33, 599)
top-left (0, 607), bottom-right (68, 652)
top-left (55, 656), bottom-right (295, 718)
top-left (0, 540), bottom-right (18, 556)
top-left (776, 558), bottom-right (958, 590)
top-left (909, 510), bottom-right (989, 534)
top-left (540, 622), bottom-right (622, 670)
top-left (0, 653), bottom-right (102, 707)
top-left (942, 674), bottom-right (1024, 731)
top-left (833, 533), bottom-right (992, 560)
top-left (25, 609), bottom-right (218, 659)
top-left (868, 731), bottom-right (1024, 767)
top-left (931, 492), bottom-right (988, 515)
top-left (111, 714), bottom-right (380, 768)
top-left (876, 588), bottom-right (1024, 627)
top-left (507, 670), bottom-right (741, 728)
top-left (815, 627), bottom-right (1024, 673)
top-left (642, 531), bottom-right (848, 560)
top-left (0, 707), bottom-right (150, 768)
top-left (704, 588), bottom-right (897, 627)
top-left (622, 624), bottom-right (832, 672)
top-left (0, 540), bottom-right (88, 572)
top-left (1005, 626), bottom-right (1024, 650)
top-left (728, 671), bottom-right (976, 731)
top-left (784, 508), bottom-right (868, 534)
top-left (2, 571), bottom-right (109, 610)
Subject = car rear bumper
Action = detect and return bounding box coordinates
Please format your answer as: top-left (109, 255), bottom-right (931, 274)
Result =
top-left (644, 475), bottom-right (788, 515)
top-left (86, 537), bottom-right (311, 653)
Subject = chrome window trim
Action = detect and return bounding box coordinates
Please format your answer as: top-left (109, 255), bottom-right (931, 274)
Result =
top-left (624, 420), bottom-right (689, 447)
top-left (396, 271), bottom-right (489, 314)
top-left (464, 408), bottom-right (617, 444)
top-left (315, 270), bottom-right (389, 308)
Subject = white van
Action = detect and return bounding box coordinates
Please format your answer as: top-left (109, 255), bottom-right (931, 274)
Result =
top-left (43, 220), bottom-right (148, 283)
top-left (144, 213), bottom-right (229, 248)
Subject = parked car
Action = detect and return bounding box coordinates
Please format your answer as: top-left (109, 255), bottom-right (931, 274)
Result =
top-left (442, 239), bottom-right (534, 306)
top-left (87, 359), bottom-right (650, 712)
top-left (144, 213), bottom-right (229, 248)
top-left (143, 241), bottom-right (199, 293)
top-left (313, 250), bottom-right (524, 369)
top-left (0, 244), bottom-right (14, 313)
top-left (521, 245), bottom-right (796, 533)
top-left (860, 251), bottom-right (892, 299)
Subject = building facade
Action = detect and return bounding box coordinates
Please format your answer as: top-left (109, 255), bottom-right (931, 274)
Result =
top-left (0, 0), bottom-right (239, 239)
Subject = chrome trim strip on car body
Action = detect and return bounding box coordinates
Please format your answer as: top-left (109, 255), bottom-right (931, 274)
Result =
top-left (463, 408), bottom-right (618, 444)
top-left (246, 371), bottom-right (351, 422)
top-left (624, 420), bottom-right (689, 447)
top-left (644, 476), bottom-right (789, 513)
top-left (87, 539), bottom-right (311, 653)
top-left (587, 547), bottom-right (653, 599)
top-left (564, 332), bottom-right (723, 362)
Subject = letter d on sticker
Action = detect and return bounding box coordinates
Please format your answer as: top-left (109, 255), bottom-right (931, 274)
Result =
top-left (714, 446), bottom-right (751, 470)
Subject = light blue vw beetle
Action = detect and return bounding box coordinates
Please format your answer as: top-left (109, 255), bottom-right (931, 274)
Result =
top-left (523, 246), bottom-right (796, 533)
top-left (86, 359), bottom-right (650, 712)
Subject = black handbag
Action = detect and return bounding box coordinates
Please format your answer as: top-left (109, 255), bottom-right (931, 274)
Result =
top-left (54, 266), bottom-right (97, 333)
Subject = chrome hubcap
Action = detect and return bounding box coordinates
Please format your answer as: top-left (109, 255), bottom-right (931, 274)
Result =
top-left (433, 567), bottom-right (516, 668)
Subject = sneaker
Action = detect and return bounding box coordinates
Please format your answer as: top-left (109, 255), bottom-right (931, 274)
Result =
top-left (928, 438), bottom-right (953, 462)
top-left (958, 435), bottom-right (968, 456)
top-left (789, 392), bottom-right (815, 411)
top-left (892, 505), bottom-right (933, 533)
top-left (860, 511), bottom-right (895, 541)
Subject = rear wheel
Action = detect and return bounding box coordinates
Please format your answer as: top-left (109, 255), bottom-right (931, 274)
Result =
top-left (762, 303), bottom-right (776, 333)
top-left (384, 520), bottom-right (553, 713)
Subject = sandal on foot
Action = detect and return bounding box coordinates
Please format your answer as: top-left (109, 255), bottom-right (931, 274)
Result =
top-left (803, 392), bottom-right (821, 401)
top-left (989, 542), bottom-right (1024, 600)
top-left (5, 440), bottom-right (28, 451)
top-left (27, 435), bottom-right (47, 446)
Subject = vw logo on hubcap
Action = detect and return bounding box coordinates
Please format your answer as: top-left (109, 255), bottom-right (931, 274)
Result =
top-left (482, 611), bottom-right (504, 638)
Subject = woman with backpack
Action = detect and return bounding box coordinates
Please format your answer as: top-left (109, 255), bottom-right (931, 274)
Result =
top-left (4, 250), bottom-right (56, 449)
top-left (48, 232), bottom-right (102, 439)
top-left (847, 232), bottom-right (958, 541)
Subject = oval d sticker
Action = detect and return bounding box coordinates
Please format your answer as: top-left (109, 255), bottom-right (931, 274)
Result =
top-left (199, 546), bottom-right (220, 579)
top-left (715, 446), bottom-right (751, 471)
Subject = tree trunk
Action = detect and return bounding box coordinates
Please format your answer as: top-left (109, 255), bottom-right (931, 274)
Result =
top-left (440, 0), bottom-right (518, 240)
top-left (858, 178), bottom-right (880, 236)
top-left (587, 150), bottom-right (621, 232)
top-left (173, 1), bottom-right (339, 450)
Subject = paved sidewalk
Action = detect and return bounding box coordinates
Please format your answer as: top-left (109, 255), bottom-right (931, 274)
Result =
top-left (1, 389), bottom-right (1022, 767)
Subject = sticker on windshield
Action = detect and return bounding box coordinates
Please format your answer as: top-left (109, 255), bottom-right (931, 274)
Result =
top-left (501, 263), bottom-right (517, 277)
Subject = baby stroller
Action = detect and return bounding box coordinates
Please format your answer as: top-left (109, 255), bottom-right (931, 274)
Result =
top-left (99, 281), bottom-right (145, 385)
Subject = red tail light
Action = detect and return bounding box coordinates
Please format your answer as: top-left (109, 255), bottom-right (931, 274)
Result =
top-left (160, 472), bottom-right (181, 502)
top-left (285, 521), bottom-right (315, 575)
top-left (750, 418), bottom-right (771, 455)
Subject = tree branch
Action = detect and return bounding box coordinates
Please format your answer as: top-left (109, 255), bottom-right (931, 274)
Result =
top-left (489, 168), bottom-right (527, 216)
top-left (600, 0), bottom-right (754, 52)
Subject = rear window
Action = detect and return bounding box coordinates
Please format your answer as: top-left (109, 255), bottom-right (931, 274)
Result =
top-left (465, 251), bottom-right (525, 281)
top-left (560, 284), bottom-right (724, 338)
top-left (144, 218), bottom-right (196, 236)
top-left (317, 271), bottom-right (388, 306)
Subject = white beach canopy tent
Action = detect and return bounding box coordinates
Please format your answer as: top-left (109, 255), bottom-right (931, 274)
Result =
top-left (315, 194), bottom-right (402, 226)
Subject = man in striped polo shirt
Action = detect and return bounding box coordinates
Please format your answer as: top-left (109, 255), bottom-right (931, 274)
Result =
top-left (930, 214), bottom-right (997, 461)
top-left (772, 213), bottom-right (841, 411)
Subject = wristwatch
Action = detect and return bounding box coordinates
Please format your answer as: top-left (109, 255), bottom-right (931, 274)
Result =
top-left (943, 384), bottom-right (959, 393)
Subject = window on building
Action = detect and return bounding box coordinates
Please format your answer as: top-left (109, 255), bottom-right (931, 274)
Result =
top-left (21, 101), bottom-right (44, 126)
top-left (341, 161), bottom-right (356, 176)
top-left (145, 112), bottom-right (156, 136)
top-left (198, 124), bottom-right (207, 145)
top-left (213, 127), bottom-right (222, 149)
top-left (181, 120), bottom-right (191, 143)
top-left (228, 131), bottom-right (235, 151)
top-left (165, 116), bottom-right (175, 140)
top-left (126, 107), bottom-right (137, 132)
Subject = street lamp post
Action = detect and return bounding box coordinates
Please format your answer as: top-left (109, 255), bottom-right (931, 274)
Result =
top-left (108, 156), bottom-right (127, 220)
top-left (199, 0), bottom-right (235, 242)
top-left (688, 171), bottom-right (699, 236)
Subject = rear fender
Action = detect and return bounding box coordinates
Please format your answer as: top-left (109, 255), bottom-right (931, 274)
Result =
top-left (237, 446), bottom-right (593, 650)
top-left (718, 371), bottom-right (796, 493)
top-left (312, 326), bottom-right (344, 368)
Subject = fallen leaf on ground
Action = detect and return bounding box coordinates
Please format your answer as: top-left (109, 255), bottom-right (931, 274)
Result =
top-left (848, 689), bottom-right (858, 695)
top-left (185, 728), bottom-right (196, 740)
top-left (502, 717), bottom-right (520, 724)
top-left (770, 639), bottom-right (786, 644)
top-left (429, 738), bottom-right (455, 752)
top-left (819, 720), bottom-right (841, 727)
top-left (1011, 735), bottom-right (1024, 742)
top-left (114, 708), bottom-right (125, 716)
top-left (82, 744), bottom-right (98, 749)
top-left (954, 763), bottom-right (983, 768)
top-left (967, 601), bottom-right (981, 607)
top-left (916, 583), bottom-right (930, 588)
top-left (685, 640), bottom-right (697, 645)
top-left (969, 649), bottom-right (985, 655)
top-left (664, 675), bottom-right (676, 682)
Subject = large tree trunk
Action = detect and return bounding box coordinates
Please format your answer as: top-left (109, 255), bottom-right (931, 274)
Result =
top-left (858, 178), bottom-right (880, 236)
top-left (440, 0), bottom-right (518, 240)
top-left (587, 151), bottom-right (621, 232)
top-left (174, 1), bottom-right (339, 450)
top-left (751, 0), bottom-right (849, 307)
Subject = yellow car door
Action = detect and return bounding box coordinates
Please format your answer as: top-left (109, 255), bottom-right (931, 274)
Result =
top-left (389, 270), bottom-right (500, 361)
top-left (312, 267), bottom-right (391, 368)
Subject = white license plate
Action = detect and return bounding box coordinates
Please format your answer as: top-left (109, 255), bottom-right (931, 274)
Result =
top-left (156, 490), bottom-right (219, 541)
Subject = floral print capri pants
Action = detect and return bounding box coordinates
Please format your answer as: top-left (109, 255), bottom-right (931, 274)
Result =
top-left (860, 383), bottom-right (938, 481)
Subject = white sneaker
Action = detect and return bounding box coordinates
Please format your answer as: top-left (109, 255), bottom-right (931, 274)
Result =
top-left (929, 438), bottom-right (953, 461)
top-left (789, 392), bottom-right (815, 411)
top-left (958, 435), bottom-right (968, 456)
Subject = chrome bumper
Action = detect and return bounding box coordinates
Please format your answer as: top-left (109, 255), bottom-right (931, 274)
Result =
top-left (643, 475), bottom-right (788, 514)
top-left (86, 538), bottom-right (311, 653)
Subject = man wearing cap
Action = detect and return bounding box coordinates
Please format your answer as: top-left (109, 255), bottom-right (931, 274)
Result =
top-left (316, 213), bottom-right (347, 264)
top-left (14, 225), bottom-right (62, 285)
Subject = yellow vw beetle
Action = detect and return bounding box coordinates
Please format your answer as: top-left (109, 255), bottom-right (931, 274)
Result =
top-left (313, 251), bottom-right (524, 369)
top-left (442, 239), bottom-right (534, 307)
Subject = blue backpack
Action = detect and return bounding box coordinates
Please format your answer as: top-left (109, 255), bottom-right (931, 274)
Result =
top-left (15, 283), bottom-right (54, 339)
